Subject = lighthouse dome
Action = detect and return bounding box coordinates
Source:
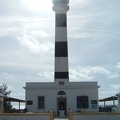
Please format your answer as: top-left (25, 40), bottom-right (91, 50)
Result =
top-left (53, 0), bottom-right (69, 5)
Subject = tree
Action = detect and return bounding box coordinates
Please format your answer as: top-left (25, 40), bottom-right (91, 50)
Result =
top-left (0, 84), bottom-right (12, 113)
top-left (0, 84), bottom-right (11, 96)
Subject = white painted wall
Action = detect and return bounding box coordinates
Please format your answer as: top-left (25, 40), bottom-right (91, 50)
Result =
top-left (0, 98), bottom-right (4, 113)
top-left (66, 88), bottom-right (99, 112)
top-left (25, 81), bottom-right (99, 115)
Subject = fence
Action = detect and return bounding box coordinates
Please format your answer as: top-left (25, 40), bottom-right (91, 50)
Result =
top-left (0, 111), bottom-right (54, 120)
top-left (69, 112), bottom-right (120, 120)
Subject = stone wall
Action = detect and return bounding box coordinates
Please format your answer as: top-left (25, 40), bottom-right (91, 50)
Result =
top-left (0, 112), bottom-right (54, 120)
top-left (69, 112), bottom-right (120, 120)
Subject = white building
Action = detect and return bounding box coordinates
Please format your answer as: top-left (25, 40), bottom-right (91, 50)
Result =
top-left (25, 81), bottom-right (99, 115)
top-left (0, 93), bottom-right (4, 113)
top-left (24, 0), bottom-right (99, 116)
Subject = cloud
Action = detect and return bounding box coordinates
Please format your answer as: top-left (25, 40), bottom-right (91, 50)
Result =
top-left (37, 66), bottom-right (119, 82)
top-left (0, 16), bottom-right (54, 37)
top-left (70, 66), bottom-right (119, 81)
top-left (99, 90), bottom-right (117, 99)
top-left (70, 69), bottom-right (93, 81)
top-left (0, 0), bottom-right (120, 105)
top-left (0, 0), bottom-right (53, 17)
top-left (110, 84), bottom-right (120, 90)
top-left (38, 71), bottom-right (54, 80)
top-left (116, 62), bottom-right (120, 69)
top-left (0, 72), bottom-right (15, 80)
top-left (99, 83), bottom-right (120, 98)
top-left (69, 31), bottom-right (95, 39)
top-left (18, 31), bottom-right (54, 53)
top-left (18, 30), bottom-right (54, 53)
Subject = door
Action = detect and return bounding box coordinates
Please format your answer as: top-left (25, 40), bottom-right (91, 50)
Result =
top-left (57, 98), bottom-right (66, 115)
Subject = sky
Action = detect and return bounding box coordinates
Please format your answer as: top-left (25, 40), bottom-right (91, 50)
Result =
top-left (0, 0), bottom-right (120, 108)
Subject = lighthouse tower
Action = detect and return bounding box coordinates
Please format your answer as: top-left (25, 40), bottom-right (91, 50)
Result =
top-left (24, 0), bottom-right (99, 114)
top-left (53, 0), bottom-right (69, 82)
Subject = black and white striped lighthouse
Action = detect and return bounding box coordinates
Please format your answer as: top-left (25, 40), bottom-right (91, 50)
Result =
top-left (53, 0), bottom-right (69, 82)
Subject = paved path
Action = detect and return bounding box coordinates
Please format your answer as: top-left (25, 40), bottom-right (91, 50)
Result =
top-left (54, 116), bottom-right (69, 120)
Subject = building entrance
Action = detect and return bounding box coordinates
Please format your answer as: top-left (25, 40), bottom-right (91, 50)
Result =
top-left (57, 98), bottom-right (66, 116)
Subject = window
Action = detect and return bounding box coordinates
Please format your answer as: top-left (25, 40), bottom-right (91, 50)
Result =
top-left (59, 81), bottom-right (64, 85)
top-left (91, 100), bottom-right (97, 104)
top-left (57, 90), bottom-right (66, 95)
top-left (91, 100), bottom-right (97, 109)
top-left (27, 101), bottom-right (33, 105)
top-left (77, 96), bottom-right (89, 109)
top-left (38, 96), bottom-right (44, 109)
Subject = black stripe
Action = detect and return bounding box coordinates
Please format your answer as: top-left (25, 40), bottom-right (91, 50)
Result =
top-left (55, 42), bottom-right (68, 57)
top-left (55, 72), bottom-right (69, 79)
top-left (56, 14), bottom-right (67, 27)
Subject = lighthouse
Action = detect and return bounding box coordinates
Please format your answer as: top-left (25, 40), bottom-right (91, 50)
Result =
top-left (24, 0), bottom-right (99, 114)
top-left (53, 0), bottom-right (69, 82)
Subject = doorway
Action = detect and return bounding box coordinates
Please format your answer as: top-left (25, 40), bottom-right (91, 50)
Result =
top-left (57, 98), bottom-right (67, 116)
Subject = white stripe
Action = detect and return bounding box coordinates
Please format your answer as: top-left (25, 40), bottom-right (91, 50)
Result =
top-left (55, 57), bottom-right (68, 72)
top-left (55, 27), bottom-right (67, 42)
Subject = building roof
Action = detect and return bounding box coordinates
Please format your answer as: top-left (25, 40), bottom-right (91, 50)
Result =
top-left (0, 93), bottom-right (5, 98)
top-left (24, 81), bottom-right (99, 90)
top-left (4, 97), bottom-right (25, 102)
top-left (0, 93), bottom-right (25, 102)
top-left (99, 96), bottom-right (118, 102)
top-left (116, 93), bottom-right (120, 96)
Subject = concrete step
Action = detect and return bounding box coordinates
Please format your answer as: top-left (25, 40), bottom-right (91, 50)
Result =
top-left (54, 116), bottom-right (69, 120)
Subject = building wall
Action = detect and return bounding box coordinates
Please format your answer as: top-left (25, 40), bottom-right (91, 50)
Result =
top-left (0, 98), bottom-right (4, 113)
top-left (25, 82), bottom-right (99, 115)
